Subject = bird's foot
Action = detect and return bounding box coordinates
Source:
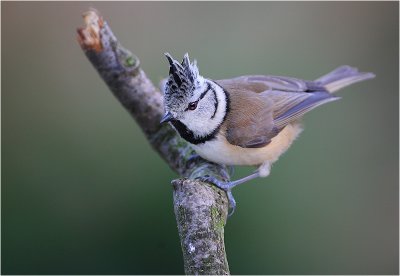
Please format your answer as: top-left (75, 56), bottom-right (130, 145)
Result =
top-left (196, 175), bottom-right (237, 217)
top-left (196, 170), bottom-right (261, 217)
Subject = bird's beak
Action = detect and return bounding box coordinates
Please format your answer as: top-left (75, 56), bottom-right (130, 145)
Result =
top-left (160, 112), bottom-right (174, 124)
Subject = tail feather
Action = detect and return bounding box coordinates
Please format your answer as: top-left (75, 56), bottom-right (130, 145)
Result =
top-left (315, 65), bottom-right (375, 93)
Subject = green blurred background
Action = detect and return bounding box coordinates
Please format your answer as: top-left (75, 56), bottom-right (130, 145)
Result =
top-left (2, 2), bottom-right (398, 274)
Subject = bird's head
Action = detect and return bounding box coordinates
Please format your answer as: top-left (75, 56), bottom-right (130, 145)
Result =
top-left (161, 53), bottom-right (228, 142)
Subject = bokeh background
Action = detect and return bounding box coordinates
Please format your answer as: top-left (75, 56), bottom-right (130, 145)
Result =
top-left (2, 2), bottom-right (398, 275)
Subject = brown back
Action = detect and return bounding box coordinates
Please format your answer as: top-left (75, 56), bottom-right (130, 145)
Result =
top-left (215, 76), bottom-right (336, 148)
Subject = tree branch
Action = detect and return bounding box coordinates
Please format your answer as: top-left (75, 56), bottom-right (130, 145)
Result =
top-left (77, 9), bottom-right (230, 275)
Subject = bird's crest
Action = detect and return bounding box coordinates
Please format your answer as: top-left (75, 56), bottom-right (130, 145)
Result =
top-left (164, 53), bottom-right (204, 108)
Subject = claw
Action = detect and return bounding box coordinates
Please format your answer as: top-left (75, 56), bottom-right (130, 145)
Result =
top-left (226, 190), bottom-right (236, 217)
top-left (195, 171), bottom-right (261, 217)
top-left (197, 176), bottom-right (232, 190)
top-left (196, 175), bottom-right (237, 217)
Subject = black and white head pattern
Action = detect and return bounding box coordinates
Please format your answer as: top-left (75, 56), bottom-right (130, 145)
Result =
top-left (164, 53), bottom-right (205, 113)
top-left (162, 53), bottom-right (229, 144)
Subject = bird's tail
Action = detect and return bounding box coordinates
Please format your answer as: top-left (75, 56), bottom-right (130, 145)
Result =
top-left (315, 65), bottom-right (375, 93)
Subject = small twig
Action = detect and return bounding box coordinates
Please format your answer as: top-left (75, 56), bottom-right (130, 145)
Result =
top-left (77, 9), bottom-right (230, 275)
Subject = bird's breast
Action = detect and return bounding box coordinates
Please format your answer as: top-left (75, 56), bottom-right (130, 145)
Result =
top-left (191, 123), bottom-right (303, 166)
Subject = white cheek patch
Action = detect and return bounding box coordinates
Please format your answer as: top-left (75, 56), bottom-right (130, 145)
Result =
top-left (181, 82), bottom-right (227, 138)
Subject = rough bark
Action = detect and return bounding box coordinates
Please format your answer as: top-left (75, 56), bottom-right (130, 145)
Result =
top-left (77, 9), bottom-right (230, 275)
top-left (173, 179), bottom-right (230, 275)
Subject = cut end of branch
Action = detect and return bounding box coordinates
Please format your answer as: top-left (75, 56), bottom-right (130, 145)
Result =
top-left (77, 9), bottom-right (104, 52)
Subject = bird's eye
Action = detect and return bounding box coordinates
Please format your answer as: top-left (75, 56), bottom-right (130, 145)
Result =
top-left (187, 101), bottom-right (198, 111)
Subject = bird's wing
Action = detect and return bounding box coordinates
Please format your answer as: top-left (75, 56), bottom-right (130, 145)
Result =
top-left (216, 75), bottom-right (324, 93)
top-left (215, 77), bottom-right (339, 148)
top-left (222, 89), bottom-right (277, 148)
top-left (263, 90), bottom-right (340, 130)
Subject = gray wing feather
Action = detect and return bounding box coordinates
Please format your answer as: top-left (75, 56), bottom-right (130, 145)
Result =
top-left (272, 91), bottom-right (340, 130)
top-left (218, 75), bottom-right (326, 93)
top-left (247, 75), bottom-right (309, 91)
top-left (260, 90), bottom-right (311, 118)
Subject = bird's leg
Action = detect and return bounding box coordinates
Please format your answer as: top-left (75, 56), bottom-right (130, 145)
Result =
top-left (197, 162), bottom-right (270, 217)
top-left (197, 172), bottom-right (260, 216)
top-left (228, 165), bottom-right (235, 178)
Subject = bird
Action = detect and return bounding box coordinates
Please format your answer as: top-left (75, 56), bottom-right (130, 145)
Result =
top-left (160, 52), bottom-right (375, 216)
